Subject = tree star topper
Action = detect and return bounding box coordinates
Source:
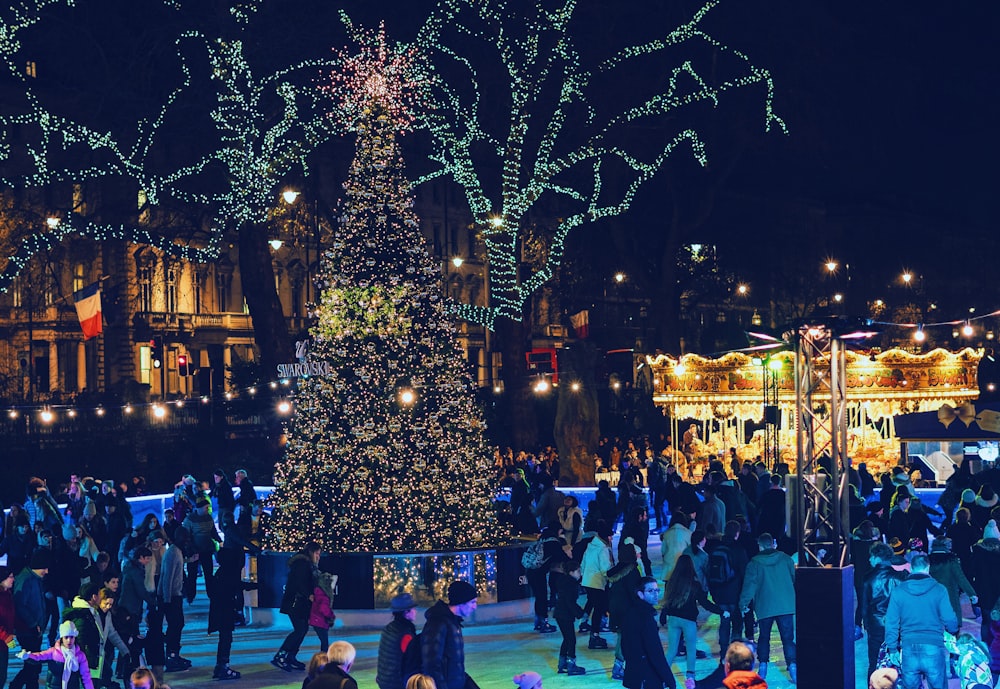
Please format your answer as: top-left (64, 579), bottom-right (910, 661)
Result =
top-left (326, 21), bottom-right (427, 135)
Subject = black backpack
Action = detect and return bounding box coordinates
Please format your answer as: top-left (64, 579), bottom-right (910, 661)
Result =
top-left (707, 546), bottom-right (736, 586)
top-left (400, 630), bottom-right (423, 684)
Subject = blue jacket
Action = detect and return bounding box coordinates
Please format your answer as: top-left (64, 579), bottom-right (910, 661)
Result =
top-left (884, 573), bottom-right (959, 651)
top-left (13, 567), bottom-right (46, 632)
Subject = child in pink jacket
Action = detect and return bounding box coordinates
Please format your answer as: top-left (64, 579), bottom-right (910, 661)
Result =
top-left (309, 572), bottom-right (337, 652)
top-left (20, 620), bottom-right (94, 689)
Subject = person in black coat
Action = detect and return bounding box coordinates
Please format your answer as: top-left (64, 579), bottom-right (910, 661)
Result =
top-left (620, 576), bottom-right (676, 689)
top-left (552, 561), bottom-right (586, 676)
top-left (207, 533), bottom-right (241, 681)
top-left (273, 542), bottom-right (321, 672)
top-left (309, 641), bottom-right (359, 689)
top-left (526, 527), bottom-right (565, 633)
top-left (420, 581), bottom-right (478, 689)
top-left (376, 593), bottom-right (417, 689)
top-left (211, 469), bottom-right (237, 528)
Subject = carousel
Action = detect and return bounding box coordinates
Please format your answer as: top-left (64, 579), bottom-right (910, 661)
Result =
top-left (647, 347), bottom-right (983, 477)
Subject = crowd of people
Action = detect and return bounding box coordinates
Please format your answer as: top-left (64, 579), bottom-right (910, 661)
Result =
top-left (0, 469), bottom-right (261, 689)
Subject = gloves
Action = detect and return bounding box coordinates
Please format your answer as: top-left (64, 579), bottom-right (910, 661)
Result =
top-left (6, 638), bottom-right (15, 649)
top-left (721, 611), bottom-right (731, 618)
top-left (16, 650), bottom-right (28, 660)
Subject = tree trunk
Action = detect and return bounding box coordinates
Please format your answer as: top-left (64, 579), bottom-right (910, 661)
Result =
top-left (495, 314), bottom-right (537, 451)
top-left (238, 222), bottom-right (293, 378)
top-left (553, 343), bottom-right (599, 487)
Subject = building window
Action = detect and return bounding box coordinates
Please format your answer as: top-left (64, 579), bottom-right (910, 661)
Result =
top-left (139, 344), bottom-right (151, 385)
top-left (44, 274), bottom-right (56, 306)
top-left (73, 264), bottom-right (85, 293)
top-left (216, 274), bottom-right (229, 312)
top-left (165, 264), bottom-right (177, 312)
top-left (193, 272), bottom-right (202, 314)
top-left (138, 265), bottom-right (152, 312)
top-left (25, 61), bottom-right (36, 78)
top-left (138, 190), bottom-right (150, 224)
top-left (72, 184), bottom-right (87, 216)
top-left (12, 276), bottom-right (22, 308)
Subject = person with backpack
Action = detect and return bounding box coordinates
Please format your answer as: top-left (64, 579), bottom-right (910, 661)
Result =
top-left (522, 527), bottom-right (564, 634)
top-left (706, 521), bottom-right (749, 660)
top-left (377, 593), bottom-right (417, 689)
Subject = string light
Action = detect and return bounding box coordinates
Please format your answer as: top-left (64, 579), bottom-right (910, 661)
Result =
top-left (391, 0), bottom-right (785, 329)
top-left (265, 28), bottom-right (498, 554)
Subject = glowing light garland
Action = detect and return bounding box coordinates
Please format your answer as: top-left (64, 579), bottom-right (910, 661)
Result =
top-left (380, 0), bottom-right (787, 329)
top-left (0, 1), bottom-right (340, 289)
top-left (265, 33), bottom-right (499, 553)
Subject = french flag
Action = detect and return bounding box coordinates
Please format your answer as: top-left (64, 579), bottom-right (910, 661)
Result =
top-left (73, 281), bottom-right (103, 340)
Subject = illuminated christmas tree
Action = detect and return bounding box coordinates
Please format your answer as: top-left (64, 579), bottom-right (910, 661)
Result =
top-left (265, 26), bottom-right (498, 553)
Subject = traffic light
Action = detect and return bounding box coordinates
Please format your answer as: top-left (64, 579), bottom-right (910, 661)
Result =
top-left (178, 354), bottom-right (189, 377)
top-left (150, 338), bottom-right (162, 368)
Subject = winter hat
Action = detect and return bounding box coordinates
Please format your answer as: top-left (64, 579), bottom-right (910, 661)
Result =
top-left (390, 592), bottom-right (416, 612)
top-left (930, 537), bottom-right (952, 553)
top-left (977, 484), bottom-right (998, 507)
top-left (889, 538), bottom-right (906, 557)
top-left (984, 519), bottom-right (1000, 541)
top-left (195, 496), bottom-right (210, 508)
top-left (869, 667), bottom-right (898, 689)
top-left (447, 580), bottom-right (478, 606)
top-left (894, 485), bottom-right (911, 500)
top-left (30, 550), bottom-right (51, 570)
top-left (961, 488), bottom-right (977, 504)
top-left (58, 620), bottom-right (79, 638)
top-left (512, 672), bottom-right (543, 689)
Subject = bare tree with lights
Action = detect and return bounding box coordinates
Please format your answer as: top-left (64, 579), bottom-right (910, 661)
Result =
top-left (265, 26), bottom-right (498, 552)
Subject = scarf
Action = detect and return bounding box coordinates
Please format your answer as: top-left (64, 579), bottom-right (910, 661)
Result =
top-left (60, 646), bottom-right (80, 689)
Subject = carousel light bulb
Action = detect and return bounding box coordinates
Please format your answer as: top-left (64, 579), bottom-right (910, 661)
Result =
top-left (962, 321), bottom-right (974, 337)
top-left (913, 326), bottom-right (926, 343)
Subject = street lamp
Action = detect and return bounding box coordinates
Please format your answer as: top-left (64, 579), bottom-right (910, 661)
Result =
top-left (825, 260), bottom-right (838, 274)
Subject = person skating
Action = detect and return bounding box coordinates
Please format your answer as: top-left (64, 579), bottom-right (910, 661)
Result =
top-left (579, 522), bottom-right (613, 649)
top-left (420, 580), bottom-right (479, 689)
top-left (18, 621), bottom-right (94, 689)
top-left (662, 554), bottom-right (727, 688)
top-left (860, 541), bottom-right (907, 680)
top-left (273, 542), bottom-right (322, 672)
top-left (552, 561), bottom-right (586, 677)
top-left (11, 550), bottom-right (50, 689)
top-left (376, 592), bottom-right (418, 689)
top-left (738, 533), bottom-right (796, 683)
top-left (620, 576), bottom-right (675, 689)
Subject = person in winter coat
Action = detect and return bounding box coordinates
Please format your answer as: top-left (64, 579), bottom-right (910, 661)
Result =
top-left (0, 566), bottom-right (16, 689)
top-left (308, 640), bottom-right (358, 689)
top-left (861, 542), bottom-right (908, 680)
top-left (420, 580), bottom-right (478, 689)
top-left (708, 641), bottom-right (767, 689)
top-left (552, 560), bottom-right (586, 677)
top-left (662, 554), bottom-right (726, 686)
top-left (972, 485), bottom-right (999, 532)
top-left (708, 521), bottom-right (750, 658)
top-left (19, 620), bottom-right (94, 689)
top-left (309, 572), bottom-right (337, 653)
top-left (206, 530), bottom-right (242, 682)
top-left (660, 512), bottom-right (694, 579)
top-left (508, 469), bottom-right (539, 536)
top-left (116, 547), bottom-right (153, 674)
top-left (928, 537), bottom-right (978, 623)
top-left (697, 485), bottom-right (727, 538)
top-left (180, 497), bottom-right (219, 603)
top-left (850, 520), bottom-right (880, 638)
top-left (592, 481), bottom-right (619, 528)
top-left (884, 552), bottom-right (959, 689)
top-left (989, 600), bottom-right (1000, 686)
top-left (972, 519), bottom-right (1000, 646)
top-left (620, 576), bottom-right (675, 689)
top-left (60, 582), bottom-right (131, 687)
top-left (376, 592), bottom-right (417, 689)
top-left (738, 534), bottom-right (796, 683)
top-left (157, 527), bottom-right (193, 673)
top-left (622, 506), bottom-right (652, 578)
top-left (557, 496), bottom-right (584, 547)
top-left (0, 515), bottom-right (34, 582)
top-left (211, 469), bottom-right (236, 529)
top-left (273, 542), bottom-right (322, 672)
top-left (11, 549), bottom-right (51, 689)
top-left (580, 522), bottom-right (614, 649)
top-left (525, 527), bottom-right (565, 634)
top-left (608, 539), bottom-right (644, 680)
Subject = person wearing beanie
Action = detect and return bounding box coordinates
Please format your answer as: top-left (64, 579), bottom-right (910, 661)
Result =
top-left (419, 580), bottom-right (478, 689)
top-left (973, 485), bottom-right (1000, 532)
top-left (973, 519), bottom-right (1000, 646)
top-left (512, 670), bottom-right (542, 689)
top-left (10, 549), bottom-right (50, 689)
top-left (929, 536), bottom-right (978, 631)
top-left (0, 514), bottom-right (34, 575)
top-left (861, 541), bottom-right (907, 680)
top-left (19, 620), bottom-right (95, 689)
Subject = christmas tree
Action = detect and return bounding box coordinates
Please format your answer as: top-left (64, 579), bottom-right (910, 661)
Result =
top-left (265, 27), bottom-right (499, 553)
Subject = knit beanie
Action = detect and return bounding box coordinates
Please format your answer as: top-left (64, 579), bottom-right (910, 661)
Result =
top-left (447, 580), bottom-right (478, 606)
top-left (961, 488), bottom-right (977, 504)
top-left (984, 519), bottom-right (1000, 541)
top-left (513, 672), bottom-right (542, 689)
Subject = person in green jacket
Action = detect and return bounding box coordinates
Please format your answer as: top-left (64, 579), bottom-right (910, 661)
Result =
top-left (929, 537), bottom-right (978, 622)
top-left (738, 533), bottom-right (796, 683)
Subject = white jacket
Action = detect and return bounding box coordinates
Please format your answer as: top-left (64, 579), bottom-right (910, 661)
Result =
top-left (580, 537), bottom-right (612, 589)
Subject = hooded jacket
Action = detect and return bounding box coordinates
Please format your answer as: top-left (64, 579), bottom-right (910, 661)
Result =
top-left (279, 552), bottom-right (316, 620)
top-left (738, 548), bottom-right (795, 619)
top-left (61, 596), bottom-right (128, 673)
top-left (971, 537), bottom-right (1000, 607)
top-left (860, 564), bottom-right (907, 630)
top-left (580, 537), bottom-right (612, 590)
top-left (929, 551), bottom-right (976, 620)
top-left (12, 567), bottom-right (46, 632)
top-left (420, 600), bottom-right (465, 689)
top-left (884, 573), bottom-right (959, 651)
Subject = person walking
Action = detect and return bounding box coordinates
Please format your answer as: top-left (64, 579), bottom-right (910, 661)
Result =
top-left (620, 576), bottom-right (675, 689)
top-left (420, 580), bottom-right (479, 689)
top-left (661, 554), bottom-right (727, 688)
top-left (273, 542), bottom-right (322, 672)
top-left (157, 527), bottom-right (192, 673)
top-left (10, 550), bottom-right (50, 689)
top-left (972, 519), bottom-right (1000, 647)
top-left (309, 572), bottom-right (337, 653)
top-left (376, 592), bottom-right (417, 689)
top-left (580, 522), bottom-right (613, 648)
top-left (884, 551), bottom-right (959, 689)
top-left (552, 561), bottom-right (586, 677)
top-left (707, 521), bottom-right (750, 660)
top-left (928, 537), bottom-right (978, 624)
top-left (860, 541), bottom-right (907, 680)
top-left (738, 533), bottom-right (796, 683)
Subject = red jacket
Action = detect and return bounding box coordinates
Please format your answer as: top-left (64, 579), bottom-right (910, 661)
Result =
top-left (0, 589), bottom-right (14, 644)
top-left (309, 586), bottom-right (335, 628)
